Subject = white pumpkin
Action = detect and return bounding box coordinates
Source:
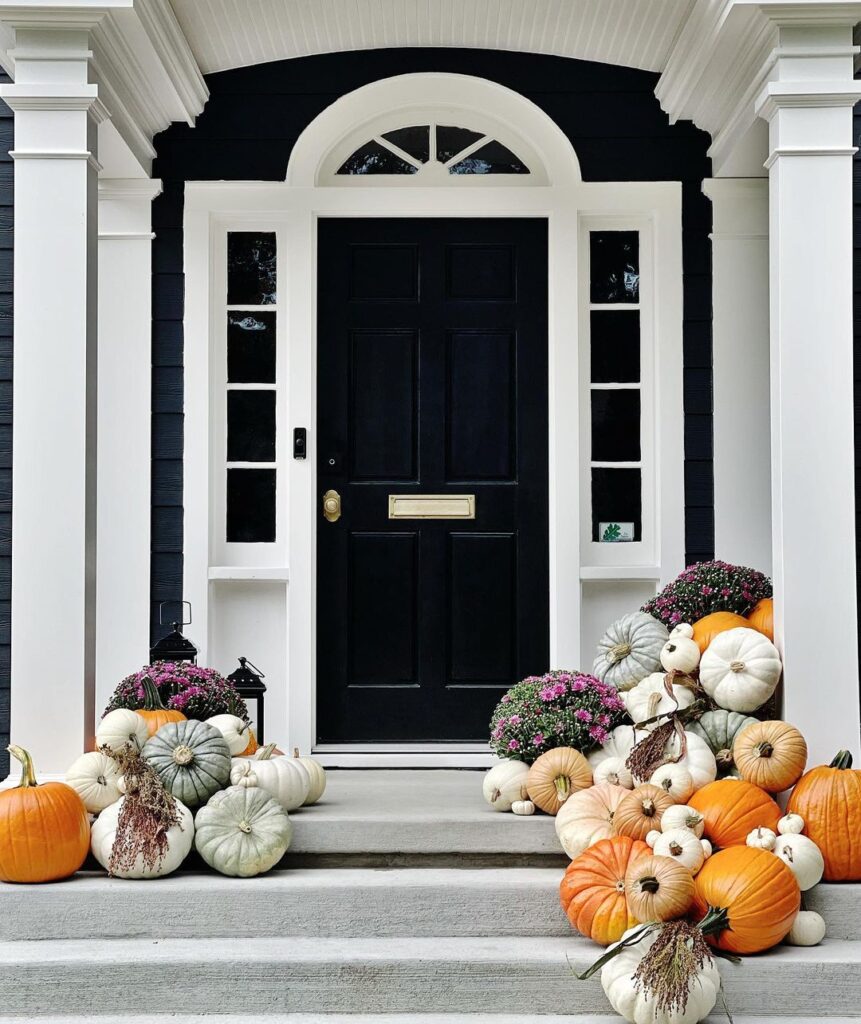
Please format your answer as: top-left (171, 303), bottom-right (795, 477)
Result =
top-left (511, 799), bottom-right (535, 816)
top-left (660, 804), bottom-right (705, 838)
top-left (786, 910), bottom-right (826, 946)
top-left (206, 714), bottom-right (255, 756)
top-left (700, 838), bottom-right (713, 858)
top-left (594, 756), bottom-right (634, 789)
top-left (649, 763), bottom-right (695, 804)
top-left (587, 725), bottom-right (642, 772)
top-left (624, 672), bottom-right (696, 730)
top-left (646, 730), bottom-right (717, 791)
top-left (90, 795), bottom-right (194, 878)
top-left (230, 747), bottom-right (310, 812)
top-left (601, 926), bottom-right (721, 1024)
top-left (555, 783), bottom-right (625, 860)
top-left (773, 833), bottom-right (824, 891)
top-left (652, 827), bottom-right (706, 874)
top-left (660, 624), bottom-right (701, 675)
top-left (778, 813), bottom-right (805, 835)
top-left (482, 760), bottom-right (529, 812)
top-left (65, 751), bottom-right (123, 812)
top-left (593, 612), bottom-right (669, 691)
top-left (95, 708), bottom-right (148, 754)
top-left (646, 829), bottom-right (661, 848)
top-left (293, 748), bottom-right (326, 805)
top-left (746, 826), bottom-right (777, 851)
top-left (194, 785), bottom-right (292, 877)
top-left (699, 627), bottom-right (782, 713)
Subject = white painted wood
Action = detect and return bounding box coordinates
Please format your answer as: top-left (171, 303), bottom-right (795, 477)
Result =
top-left (95, 177), bottom-right (161, 715)
top-left (756, 20), bottom-right (861, 762)
top-left (703, 177), bottom-right (772, 574)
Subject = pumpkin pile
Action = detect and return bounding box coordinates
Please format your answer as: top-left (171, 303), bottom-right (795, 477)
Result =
top-left (0, 664), bottom-right (327, 885)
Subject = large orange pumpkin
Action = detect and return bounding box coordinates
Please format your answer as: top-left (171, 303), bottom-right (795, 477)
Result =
top-left (691, 611), bottom-right (750, 654)
top-left (787, 750), bottom-right (861, 881)
top-left (559, 835), bottom-right (650, 945)
top-left (688, 778), bottom-right (781, 848)
top-left (746, 598), bottom-right (774, 642)
top-left (0, 745), bottom-right (90, 883)
top-left (733, 720), bottom-right (807, 793)
top-left (691, 846), bottom-right (800, 954)
top-left (135, 677), bottom-right (186, 737)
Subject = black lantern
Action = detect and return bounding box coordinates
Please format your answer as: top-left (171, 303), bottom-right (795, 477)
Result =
top-left (228, 657), bottom-right (267, 742)
top-left (149, 601), bottom-right (198, 664)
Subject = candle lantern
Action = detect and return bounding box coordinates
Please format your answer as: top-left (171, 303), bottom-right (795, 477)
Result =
top-left (228, 657), bottom-right (267, 742)
top-left (149, 601), bottom-right (198, 664)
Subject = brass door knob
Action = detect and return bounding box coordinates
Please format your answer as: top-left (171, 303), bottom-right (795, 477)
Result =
top-left (322, 489), bottom-right (341, 522)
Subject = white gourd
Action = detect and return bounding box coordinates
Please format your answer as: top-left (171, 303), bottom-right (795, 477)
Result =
top-left (90, 796), bottom-right (194, 878)
top-left (701, 839), bottom-right (713, 859)
top-left (194, 786), bottom-right (292, 877)
top-left (746, 826), bottom-right (777, 851)
top-left (646, 829), bottom-right (661, 848)
top-left (625, 672), bottom-right (696, 731)
top-left (660, 804), bottom-right (705, 838)
top-left (587, 725), bottom-right (642, 772)
top-left (482, 760), bottom-right (529, 812)
top-left (699, 627), bottom-right (782, 713)
top-left (773, 834), bottom-right (825, 891)
top-left (65, 751), bottom-right (123, 812)
top-left (594, 756), bottom-right (634, 789)
top-left (230, 746), bottom-right (311, 812)
top-left (95, 709), bottom-right (148, 754)
top-left (778, 813), bottom-right (805, 835)
top-left (660, 624), bottom-right (701, 675)
top-left (593, 612), bottom-right (669, 691)
top-left (601, 926), bottom-right (721, 1024)
top-left (652, 827), bottom-right (706, 874)
top-left (293, 749), bottom-right (326, 805)
top-left (206, 714), bottom-right (255, 756)
top-left (649, 763), bottom-right (695, 804)
top-left (511, 799), bottom-right (535, 816)
top-left (786, 910), bottom-right (827, 946)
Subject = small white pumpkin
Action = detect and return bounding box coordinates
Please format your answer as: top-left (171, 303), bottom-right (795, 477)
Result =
top-left (593, 612), bottom-right (669, 691)
top-left (649, 763), bottom-right (695, 804)
top-left (699, 627), bottom-right (782, 713)
top-left (786, 910), bottom-right (827, 946)
top-left (482, 760), bottom-right (529, 812)
top-left (773, 833), bottom-right (824, 891)
top-left (65, 751), bottom-right (123, 812)
top-left (648, 730), bottom-right (717, 791)
top-left (95, 708), bottom-right (148, 754)
top-left (646, 829), bottom-right (661, 848)
top-left (652, 827), bottom-right (706, 874)
top-left (660, 624), bottom-right (701, 675)
top-left (746, 826), bottom-right (777, 851)
top-left (230, 744), bottom-right (310, 812)
top-left (593, 756), bottom-right (634, 789)
top-left (778, 813), bottom-right (805, 835)
top-left (90, 795), bottom-right (194, 879)
top-left (701, 838), bottom-right (713, 859)
top-left (511, 799), bottom-right (535, 816)
top-left (624, 672), bottom-right (696, 731)
top-left (660, 804), bottom-right (705, 838)
top-left (206, 714), bottom-right (255, 756)
top-left (194, 785), bottom-right (292, 877)
top-left (293, 748), bottom-right (326, 805)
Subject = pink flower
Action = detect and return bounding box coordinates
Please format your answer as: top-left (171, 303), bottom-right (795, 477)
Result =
top-left (570, 679), bottom-right (586, 693)
top-left (539, 686), bottom-right (556, 702)
top-left (532, 733), bottom-right (544, 746)
top-left (508, 739), bottom-right (520, 751)
top-left (589, 725), bottom-right (609, 744)
top-left (575, 709), bottom-right (593, 723)
top-left (508, 714), bottom-right (521, 725)
top-left (501, 694), bottom-right (511, 704)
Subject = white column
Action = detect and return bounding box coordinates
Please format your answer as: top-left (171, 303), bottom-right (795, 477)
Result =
top-left (0, 25), bottom-right (106, 774)
top-left (96, 178), bottom-right (161, 714)
top-left (756, 21), bottom-right (861, 762)
top-left (702, 178), bottom-right (771, 574)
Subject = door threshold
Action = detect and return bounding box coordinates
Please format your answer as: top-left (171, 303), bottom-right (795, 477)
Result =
top-left (311, 744), bottom-right (494, 769)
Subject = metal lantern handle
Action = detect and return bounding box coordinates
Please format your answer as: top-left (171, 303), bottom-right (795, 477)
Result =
top-left (158, 599), bottom-right (192, 628)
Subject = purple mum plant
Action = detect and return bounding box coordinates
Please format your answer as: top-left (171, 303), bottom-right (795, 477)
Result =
top-left (489, 670), bottom-right (628, 763)
top-left (642, 559), bottom-right (772, 628)
top-left (104, 661), bottom-right (249, 723)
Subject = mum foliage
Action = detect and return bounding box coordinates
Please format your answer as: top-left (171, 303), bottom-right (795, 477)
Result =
top-left (104, 662), bottom-right (249, 723)
top-left (642, 560), bottom-right (772, 628)
top-left (489, 671), bottom-right (627, 763)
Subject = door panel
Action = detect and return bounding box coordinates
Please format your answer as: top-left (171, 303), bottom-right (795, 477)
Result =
top-left (317, 218), bottom-right (548, 743)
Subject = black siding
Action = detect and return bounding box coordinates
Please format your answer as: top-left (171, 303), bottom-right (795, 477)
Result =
top-left (0, 71), bottom-right (11, 777)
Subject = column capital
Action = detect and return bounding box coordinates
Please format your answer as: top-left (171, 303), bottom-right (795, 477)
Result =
top-left (702, 177), bottom-right (769, 239)
top-left (98, 176), bottom-right (162, 202)
top-left (755, 78), bottom-right (861, 120)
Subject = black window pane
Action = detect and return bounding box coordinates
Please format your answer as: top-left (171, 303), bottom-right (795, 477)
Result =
top-left (228, 312), bottom-right (276, 383)
top-left (227, 390), bottom-right (276, 462)
top-left (591, 311), bottom-right (640, 383)
top-left (337, 141), bottom-right (418, 175)
top-left (437, 125), bottom-right (483, 163)
top-left (590, 231), bottom-right (639, 303)
top-left (228, 232), bottom-right (276, 305)
top-left (449, 140), bottom-right (529, 175)
top-left (591, 390), bottom-right (641, 461)
top-left (227, 468), bottom-right (276, 543)
top-left (382, 126), bottom-right (429, 163)
top-left (592, 468), bottom-right (641, 542)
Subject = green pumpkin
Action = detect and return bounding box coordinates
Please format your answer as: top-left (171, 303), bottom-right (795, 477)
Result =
top-left (194, 785), bottom-right (292, 876)
top-left (142, 720), bottom-right (231, 807)
top-left (688, 709), bottom-right (758, 776)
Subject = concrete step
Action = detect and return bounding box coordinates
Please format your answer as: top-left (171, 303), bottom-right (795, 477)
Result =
top-left (2, 936), bottom-right (861, 1016)
top-left (0, 1018), bottom-right (858, 1024)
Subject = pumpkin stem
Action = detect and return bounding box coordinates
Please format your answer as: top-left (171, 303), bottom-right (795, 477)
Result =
top-left (172, 744), bottom-right (194, 766)
top-left (642, 798), bottom-right (656, 817)
top-left (293, 747), bottom-right (301, 758)
top-left (715, 748), bottom-right (734, 770)
top-left (729, 660), bottom-right (746, 673)
top-left (638, 875), bottom-right (661, 894)
top-left (141, 677), bottom-right (168, 712)
top-left (697, 904), bottom-right (730, 938)
top-left (238, 820), bottom-right (252, 834)
top-left (257, 743), bottom-right (278, 761)
top-left (7, 744), bottom-right (37, 788)
top-left (669, 841), bottom-right (684, 856)
top-left (831, 750), bottom-right (854, 770)
top-left (647, 691), bottom-right (663, 718)
top-left (607, 641), bottom-right (632, 665)
top-left (756, 742), bottom-right (774, 759)
top-left (554, 774), bottom-right (571, 802)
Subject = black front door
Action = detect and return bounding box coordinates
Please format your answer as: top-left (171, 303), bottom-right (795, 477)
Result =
top-left (317, 218), bottom-right (549, 743)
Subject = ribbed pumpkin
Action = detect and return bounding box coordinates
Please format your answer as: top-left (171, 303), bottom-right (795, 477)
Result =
top-left (688, 709), bottom-right (758, 777)
top-left (691, 847), bottom-right (800, 954)
top-left (141, 720), bottom-right (232, 808)
top-left (787, 750), bottom-right (861, 881)
top-left (555, 783), bottom-right (628, 860)
top-left (613, 784), bottom-right (675, 841)
top-left (135, 677), bottom-right (186, 737)
top-left (689, 778), bottom-right (781, 848)
top-left (559, 835), bottom-right (650, 945)
top-left (0, 746), bottom-right (90, 883)
top-left (593, 612), bottom-right (668, 691)
top-left (746, 597), bottom-right (774, 641)
top-left (625, 852), bottom-right (696, 923)
top-left (733, 720), bottom-right (807, 793)
top-left (691, 611), bottom-right (750, 654)
top-left (526, 747), bottom-right (592, 815)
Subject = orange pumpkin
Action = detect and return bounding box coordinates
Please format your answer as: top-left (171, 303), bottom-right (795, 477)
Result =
top-left (688, 778), bottom-right (781, 848)
top-left (691, 846), bottom-right (800, 954)
top-left (0, 745), bottom-right (90, 883)
top-left (135, 677), bottom-right (186, 737)
top-left (691, 611), bottom-right (750, 654)
top-left (625, 852), bottom-right (695, 923)
top-left (733, 720), bottom-right (807, 793)
top-left (746, 597), bottom-right (774, 641)
top-left (613, 784), bottom-right (675, 841)
top-left (238, 728), bottom-right (259, 757)
top-left (526, 747), bottom-right (593, 816)
top-left (787, 750), bottom-right (861, 881)
top-left (559, 835), bottom-right (650, 945)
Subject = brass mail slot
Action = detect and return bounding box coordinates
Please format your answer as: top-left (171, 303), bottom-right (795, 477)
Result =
top-left (388, 494), bottom-right (476, 520)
